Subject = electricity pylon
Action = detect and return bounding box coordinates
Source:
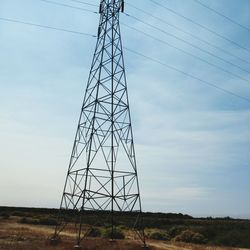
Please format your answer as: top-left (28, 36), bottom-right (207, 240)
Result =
top-left (52, 0), bottom-right (146, 248)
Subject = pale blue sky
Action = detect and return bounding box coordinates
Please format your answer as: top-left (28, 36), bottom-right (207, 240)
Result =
top-left (0, 0), bottom-right (249, 218)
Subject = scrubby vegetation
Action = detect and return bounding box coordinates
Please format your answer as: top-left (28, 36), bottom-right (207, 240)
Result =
top-left (173, 230), bottom-right (207, 244)
top-left (19, 216), bottom-right (58, 226)
top-left (143, 213), bottom-right (250, 248)
top-left (103, 227), bottom-right (125, 239)
top-left (1, 206), bottom-right (250, 248)
top-left (149, 231), bottom-right (170, 241)
top-left (0, 212), bottom-right (10, 219)
top-left (86, 227), bottom-right (102, 237)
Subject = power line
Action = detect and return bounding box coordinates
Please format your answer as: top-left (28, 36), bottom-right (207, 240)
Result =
top-left (38, 0), bottom-right (98, 14)
top-left (38, 0), bottom-right (250, 68)
top-left (121, 22), bottom-right (250, 84)
top-left (147, 0), bottom-right (250, 53)
top-left (124, 47), bottom-right (250, 103)
top-left (67, 0), bottom-right (98, 8)
top-left (124, 13), bottom-right (250, 74)
top-left (125, 2), bottom-right (250, 65)
top-left (65, 0), bottom-right (250, 34)
top-left (193, 0), bottom-right (250, 32)
top-left (1, 15), bottom-right (249, 103)
top-left (0, 17), bottom-right (96, 37)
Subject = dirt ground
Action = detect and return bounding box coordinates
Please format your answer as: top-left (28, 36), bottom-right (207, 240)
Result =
top-left (0, 217), bottom-right (248, 250)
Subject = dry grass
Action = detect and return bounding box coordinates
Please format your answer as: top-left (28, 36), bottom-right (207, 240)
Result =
top-left (149, 240), bottom-right (249, 250)
top-left (0, 217), bottom-right (248, 250)
top-left (0, 217), bottom-right (158, 250)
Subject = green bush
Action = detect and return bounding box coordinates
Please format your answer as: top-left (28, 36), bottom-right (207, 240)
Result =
top-left (103, 227), bottom-right (125, 239)
top-left (174, 230), bottom-right (206, 244)
top-left (174, 230), bottom-right (194, 243)
top-left (18, 217), bottom-right (30, 224)
top-left (0, 212), bottom-right (10, 219)
top-left (117, 225), bottom-right (127, 230)
top-left (168, 226), bottom-right (186, 238)
top-left (215, 231), bottom-right (242, 247)
top-left (19, 217), bottom-right (28, 224)
top-left (39, 217), bottom-right (57, 226)
top-left (12, 211), bottom-right (26, 217)
top-left (149, 231), bottom-right (170, 241)
top-left (19, 217), bottom-right (39, 224)
top-left (86, 227), bottom-right (102, 237)
top-left (19, 217), bottom-right (56, 225)
top-left (192, 232), bottom-right (207, 244)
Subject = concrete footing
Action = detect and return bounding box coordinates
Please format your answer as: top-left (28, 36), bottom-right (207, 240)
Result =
top-left (73, 245), bottom-right (82, 249)
top-left (49, 236), bottom-right (60, 246)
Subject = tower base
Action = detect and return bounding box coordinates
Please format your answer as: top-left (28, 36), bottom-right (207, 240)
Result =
top-left (49, 235), bottom-right (60, 245)
top-left (74, 245), bottom-right (82, 249)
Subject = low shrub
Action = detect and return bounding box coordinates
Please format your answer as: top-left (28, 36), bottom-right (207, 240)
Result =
top-left (19, 216), bottom-right (57, 226)
top-left (87, 227), bottom-right (102, 237)
top-left (39, 217), bottom-right (57, 226)
top-left (0, 212), bottom-right (10, 219)
top-left (174, 230), bottom-right (194, 243)
top-left (192, 232), bottom-right (207, 244)
top-left (168, 226), bottom-right (186, 238)
top-left (214, 231), bottom-right (245, 247)
top-left (117, 225), bottom-right (127, 230)
top-left (174, 230), bottom-right (206, 244)
top-left (149, 231), bottom-right (170, 241)
top-left (19, 217), bottom-right (39, 224)
top-left (103, 227), bottom-right (125, 239)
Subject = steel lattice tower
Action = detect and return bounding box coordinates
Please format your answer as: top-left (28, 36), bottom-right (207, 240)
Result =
top-left (53, 0), bottom-right (146, 248)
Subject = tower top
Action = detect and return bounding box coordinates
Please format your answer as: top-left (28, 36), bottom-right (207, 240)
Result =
top-left (99, 0), bottom-right (124, 13)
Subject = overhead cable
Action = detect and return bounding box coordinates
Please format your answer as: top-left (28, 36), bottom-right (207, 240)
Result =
top-left (124, 13), bottom-right (250, 74)
top-left (0, 17), bottom-right (96, 37)
top-left (193, 0), bottom-right (250, 32)
top-left (1, 16), bottom-right (249, 104)
top-left (67, 0), bottom-right (98, 7)
top-left (125, 2), bottom-right (250, 65)
top-left (124, 47), bottom-right (250, 103)
top-left (147, 0), bottom-right (250, 53)
top-left (39, 0), bottom-right (98, 14)
top-left (121, 22), bottom-right (250, 84)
